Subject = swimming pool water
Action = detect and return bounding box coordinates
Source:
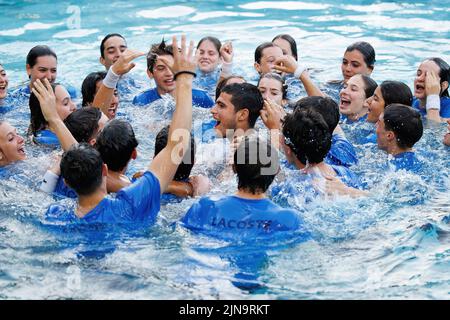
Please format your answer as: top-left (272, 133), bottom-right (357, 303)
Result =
top-left (0, 0), bottom-right (449, 299)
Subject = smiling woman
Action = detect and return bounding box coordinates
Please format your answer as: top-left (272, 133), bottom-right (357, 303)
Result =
top-left (0, 64), bottom-right (8, 101)
top-left (0, 120), bottom-right (27, 167)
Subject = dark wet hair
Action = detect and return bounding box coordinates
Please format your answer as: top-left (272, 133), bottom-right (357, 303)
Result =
top-left (293, 96), bottom-right (339, 133)
top-left (197, 36), bottom-right (221, 53)
top-left (254, 42), bottom-right (278, 64)
top-left (282, 108), bottom-right (331, 164)
top-left (100, 33), bottom-right (126, 59)
top-left (60, 143), bottom-right (104, 196)
top-left (95, 119), bottom-right (138, 172)
top-left (345, 41), bottom-right (376, 69)
top-left (154, 125), bottom-right (196, 181)
top-left (81, 71), bottom-right (107, 106)
top-left (233, 136), bottom-right (279, 194)
top-left (272, 34), bottom-right (298, 61)
top-left (221, 83), bottom-right (264, 128)
top-left (29, 83), bottom-right (59, 136)
top-left (257, 72), bottom-right (288, 100)
top-left (215, 75), bottom-right (246, 100)
top-left (26, 45), bottom-right (57, 68)
top-left (427, 57), bottom-right (450, 97)
top-left (360, 74), bottom-right (378, 98)
top-left (147, 39), bottom-right (174, 72)
top-left (383, 104), bottom-right (423, 149)
top-left (379, 81), bottom-right (413, 107)
top-left (64, 107), bottom-right (102, 143)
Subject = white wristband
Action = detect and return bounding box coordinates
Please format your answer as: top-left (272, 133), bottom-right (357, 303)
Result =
top-left (221, 61), bottom-right (233, 77)
top-left (40, 170), bottom-right (60, 194)
top-left (294, 64), bottom-right (307, 78)
top-left (103, 68), bottom-right (120, 89)
top-left (426, 94), bottom-right (441, 111)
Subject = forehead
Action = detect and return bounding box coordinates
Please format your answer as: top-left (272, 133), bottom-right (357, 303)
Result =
top-left (217, 92), bottom-right (234, 107)
top-left (155, 54), bottom-right (173, 66)
top-left (344, 49), bottom-right (365, 62)
top-left (273, 38), bottom-right (291, 49)
top-left (259, 77), bottom-right (282, 89)
top-left (104, 36), bottom-right (126, 50)
top-left (198, 40), bottom-right (218, 51)
top-left (347, 74), bottom-right (364, 87)
top-left (34, 55), bottom-right (57, 67)
top-left (226, 77), bottom-right (245, 86)
top-left (0, 65), bottom-right (4, 72)
top-left (0, 122), bottom-right (14, 136)
top-left (418, 60), bottom-right (440, 73)
top-left (261, 46), bottom-right (283, 59)
top-left (54, 85), bottom-right (69, 98)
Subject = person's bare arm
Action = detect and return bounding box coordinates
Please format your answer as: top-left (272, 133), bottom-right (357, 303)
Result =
top-left (424, 71), bottom-right (444, 123)
top-left (216, 41), bottom-right (234, 85)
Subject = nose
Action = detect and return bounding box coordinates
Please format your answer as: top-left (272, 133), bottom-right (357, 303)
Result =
top-left (17, 134), bottom-right (25, 144)
top-left (211, 104), bottom-right (218, 115)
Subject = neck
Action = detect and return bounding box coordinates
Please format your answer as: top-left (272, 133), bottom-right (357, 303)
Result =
top-left (157, 86), bottom-right (175, 98)
top-left (347, 109), bottom-right (367, 122)
top-left (76, 188), bottom-right (107, 218)
top-left (386, 144), bottom-right (412, 157)
top-left (228, 124), bottom-right (252, 141)
top-left (235, 189), bottom-right (266, 199)
top-left (418, 97), bottom-right (426, 108)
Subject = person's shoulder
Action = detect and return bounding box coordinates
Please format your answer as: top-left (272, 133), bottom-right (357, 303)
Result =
top-left (133, 88), bottom-right (159, 105)
top-left (440, 96), bottom-right (450, 117)
top-left (192, 88), bottom-right (214, 107)
top-left (45, 201), bottom-right (77, 223)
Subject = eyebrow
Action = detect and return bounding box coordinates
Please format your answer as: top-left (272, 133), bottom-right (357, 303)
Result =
top-left (62, 97), bottom-right (69, 104)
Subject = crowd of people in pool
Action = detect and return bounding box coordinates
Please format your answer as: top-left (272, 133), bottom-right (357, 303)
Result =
top-left (0, 32), bottom-right (449, 241)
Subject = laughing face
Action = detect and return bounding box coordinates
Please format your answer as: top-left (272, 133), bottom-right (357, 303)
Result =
top-left (149, 54), bottom-right (175, 95)
top-left (100, 36), bottom-right (127, 70)
top-left (254, 46), bottom-right (284, 75)
top-left (341, 50), bottom-right (372, 83)
top-left (0, 65), bottom-right (8, 100)
top-left (26, 55), bottom-right (57, 89)
top-left (366, 86), bottom-right (385, 123)
top-left (339, 74), bottom-right (367, 119)
top-left (0, 121), bottom-right (26, 166)
top-left (414, 60), bottom-right (441, 100)
top-left (211, 92), bottom-right (238, 138)
top-left (196, 39), bottom-right (220, 73)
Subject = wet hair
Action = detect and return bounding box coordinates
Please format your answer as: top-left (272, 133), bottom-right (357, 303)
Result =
top-left (360, 74), bottom-right (378, 98)
top-left (29, 83), bottom-right (59, 136)
top-left (100, 33), bottom-right (126, 59)
top-left (60, 143), bottom-right (104, 196)
top-left (215, 75), bottom-right (246, 100)
top-left (427, 57), bottom-right (450, 97)
top-left (94, 119), bottom-right (138, 172)
top-left (272, 34), bottom-right (298, 61)
top-left (345, 41), bottom-right (376, 69)
top-left (26, 45), bottom-right (57, 68)
top-left (293, 96), bottom-right (339, 133)
top-left (220, 83), bottom-right (264, 128)
top-left (233, 136), bottom-right (279, 194)
top-left (64, 107), bottom-right (102, 143)
top-left (282, 108), bottom-right (331, 164)
top-left (379, 81), bottom-right (413, 107)
top-left (257, 72), bottom-right (288, 100)
top-left (81, 71), bottom-right (107, 106)
top-left (154, 125), bottom-right (196, 181)
top-left (254, 42), bottom-right (278, 64)
top-left (147, 39), bottom-right (174, 72)
top-left (383, 104), bottom-right (423, 149)
top-left (197, 36), bottom-right (221, 53)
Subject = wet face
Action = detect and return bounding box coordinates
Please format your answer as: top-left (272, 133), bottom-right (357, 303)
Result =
top-left (366, 86), bottom-right (385, 123)
top-left (255, 46), bottom-right (284, 75)
top-left (444, 120), bottom-right (450, 147)
top-left (27, 55), bottom-right (57, 88)
top-left (95, 80), bottom-right (119, 119)
top-left (149, 55), bottom-right (175, 95)
top-left (414, 60), bottom-right (441, 100)
top-left (0, 122), bottom-right (26, 165)
top-left (196, 40), bottom-right (220, 73)
top-left (100, 36), bottom-right (127, 69)
top-left (273, 38), bottom-right (294, 59)
top-left (0, 65), bottom-right (8, 99)
top-left (211, 92), bottom-right (238, 138)
top-left (375, 113), bottom-right (392, 152)
top-left (258, 77), bottom-right (284, 106)
top-left (341, 50), bottom-right (372, 82)
top-left (54, 85), bottom-right (76, 121)
top-left (339, 74), bottom-right (367, 117)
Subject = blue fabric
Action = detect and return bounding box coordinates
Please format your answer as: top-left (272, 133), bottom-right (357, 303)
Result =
top-left (181, 195), bottom-right (311, 242)
top-left (325, 134), bottom-right (358, 167)
top-left (330, 164), bottom-right (362, 189)
top-left (133, 88), bottom-right (214, 109)
top-left (54, 176), bottom-right (77, 199)
top-left (320, 81), bottom-right (343, 103)
top-left (284, 74), bottom-right (307, 101)
top-left (389, 152), bottom-right (423, 173)
top-left (45, 171), bottom-right (161, 225)
top-left (199, 119), bottom-right (217, 143)
top-left (193, 68), bottom-right (220, 99)
top-left (412, 96), bottom-right (450, 118)
top-left (34, 130), bottom-right (60, 146)
top-left (340, 113), bottom-right (368, 124)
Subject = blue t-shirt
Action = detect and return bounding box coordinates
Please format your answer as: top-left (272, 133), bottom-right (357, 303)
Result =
top-left (389, 151), bottom-right (423, 173)
top-left (133, 88), bottom-right (214, 109)
top-left (54, 176), bottom-right (77, 199)
top-left (284, 74), bottom-right (307, 101)
top-left (181, 195), bottom-right (310, 242)
top-left (412, 96), bottom-right (450, 119)
top-left (193, 68), bottom-right (220, 99)
top-left (45, 171), bottom-right (161, 225)
top-left (10, 84), bottom-right (77, 100)
top-left (34, 129), bottom-right (60, 146)
top-left (325, 134), bottom-right (358, 167)
top-left (321, 80), bottom-right (343, 103)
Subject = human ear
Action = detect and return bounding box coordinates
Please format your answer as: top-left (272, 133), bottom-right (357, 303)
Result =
top-left (441, 81), bottom-right (449, 94)
top-left (254, 62), bottom-right (262, 74)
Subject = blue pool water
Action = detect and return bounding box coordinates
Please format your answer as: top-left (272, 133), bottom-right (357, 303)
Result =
top-left (0, 0), bottom-right (449, 299)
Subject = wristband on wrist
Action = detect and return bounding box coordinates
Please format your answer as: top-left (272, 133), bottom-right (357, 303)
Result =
top-left (294, 64), bottom-right (307, 78)
top-left (221, 61), bottom-right (233, 76)
top-left (40, 170), bottom-right (59, 193)
top-left (426, 94), bottom-right (441, 111)
top-left (103, 68), bottom-right (120, 89)
top-left (173, 71), bottom-right (197, 81)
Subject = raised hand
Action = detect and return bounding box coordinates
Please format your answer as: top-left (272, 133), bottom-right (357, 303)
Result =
top-left (220, 41), bottom-right (233, 64)
top-left (189, 175), bottom-right (211, 196)
top-left (159, 35), bottom-right (195, 76)
top-left (31, 78), bottom-right (59, 122)
top-left (425, 71), bottom-right (441, 96)
top-left (260, 100), bottom-right (285, 130)
top-left (273, 55), bottom-right (298, 74)
top-left (111, 49), bottom-right (145, 76)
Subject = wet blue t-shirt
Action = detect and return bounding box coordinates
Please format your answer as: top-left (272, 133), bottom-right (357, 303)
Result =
top-left (412, 96), bottom-right (450, 119)
top-left (181, 195), bottom-right (310, 242)
top-left (133, 88), bottom-right (214, 108)
top-left (33, 129), bottom-right (60, 146)
top-left (325, 134), bottom-right (358, 167)
top-left (193, 68), bottom-right (220, 99)
top-left (45, 171), bottom-right (161, 225)
top-left (389, 151), bottom-right (423, 173)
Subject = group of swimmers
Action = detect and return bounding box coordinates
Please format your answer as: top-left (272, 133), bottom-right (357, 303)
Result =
top-left (0, 32), bottom-right (449, 241)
